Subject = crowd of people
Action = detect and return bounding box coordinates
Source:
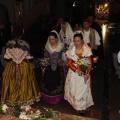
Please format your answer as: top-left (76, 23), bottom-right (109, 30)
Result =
top-left (0, 16), bottom-right (107, 116)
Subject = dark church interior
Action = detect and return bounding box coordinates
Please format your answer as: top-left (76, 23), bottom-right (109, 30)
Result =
top-left (0, 0), bottom-right (120, 120)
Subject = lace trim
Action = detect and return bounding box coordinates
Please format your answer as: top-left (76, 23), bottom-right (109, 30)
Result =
top-left (1, 93), bottom-right (41, 105)
top-left (4, 48), bottom-right (33, 64)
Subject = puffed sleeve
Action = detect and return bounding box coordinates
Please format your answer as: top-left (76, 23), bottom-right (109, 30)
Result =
top-left (86, 55), bottom-right (93, 74)
top-left (85, 45), bottom-right (93, 57)
top-left (67, 58), bottom-right (78, 72)
top-left (84, 46), bottom-right (93, 74)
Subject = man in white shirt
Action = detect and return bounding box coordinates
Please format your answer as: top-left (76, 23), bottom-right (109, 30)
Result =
top-left (82, 18), bottom-right (101, 56)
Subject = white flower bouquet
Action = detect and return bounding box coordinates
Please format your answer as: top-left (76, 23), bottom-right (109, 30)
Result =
top-left (76, 56), bottom-right (90, 75)
top-left (39, 58), bottom-right (50, 68)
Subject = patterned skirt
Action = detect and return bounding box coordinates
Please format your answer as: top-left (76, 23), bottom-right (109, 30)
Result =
top-left (1, 60), bottom-right (40, 105)
top-left (40, 65), bottom-right (65, 104)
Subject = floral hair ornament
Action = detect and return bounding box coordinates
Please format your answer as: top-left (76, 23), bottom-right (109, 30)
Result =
top-left (73, 30), bottom-right (84, 36)
top-left (73, 30), bottom-right (84, 41)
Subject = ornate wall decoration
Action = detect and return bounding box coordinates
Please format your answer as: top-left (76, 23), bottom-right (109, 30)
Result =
top-left (95, 2), bottom-right (109, 20)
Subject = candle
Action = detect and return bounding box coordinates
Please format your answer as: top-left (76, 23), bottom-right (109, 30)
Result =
top-left (93, 57), bottom-right (98, 63)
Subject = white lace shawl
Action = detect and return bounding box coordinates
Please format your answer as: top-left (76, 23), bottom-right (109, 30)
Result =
top-left (4, 48), bottom-right (33, 64)
top-left (59, 22), bottom-right (74, 45)
top-left (66, 45), bottom-right (92, 62)
top-left (45, 30), bottom-right (64, 53)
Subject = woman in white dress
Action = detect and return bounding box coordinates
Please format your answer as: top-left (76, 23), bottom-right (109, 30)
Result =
top-left (64, 33), bottom-right (94, 114)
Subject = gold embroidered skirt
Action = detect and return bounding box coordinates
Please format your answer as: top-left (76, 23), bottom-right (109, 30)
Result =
top-left (1, 60), bottom-right (40, 105)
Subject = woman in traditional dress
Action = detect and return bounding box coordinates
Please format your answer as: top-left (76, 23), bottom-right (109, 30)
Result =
top-left (40, 30), bottom-right (65, 104)
top-left (59, 22), bottom-right (74, 62)
top-left (64, 33), bottom-right (94, 114)
top-left (1, 39), bottom-right (40, 105)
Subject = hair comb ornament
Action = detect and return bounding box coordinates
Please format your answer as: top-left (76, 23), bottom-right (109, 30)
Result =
top-left (74, 30), bottom-right (84, 35)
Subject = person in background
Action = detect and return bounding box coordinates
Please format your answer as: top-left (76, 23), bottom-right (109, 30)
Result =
top-left (52, 17), bottom-right (64, 33)
top-left (73, 23), bottom-right (82, 32)
top-left (1, 38), bottom-right (40, 105)
top-left (88, 15), bottom-right (104, 59)
top-left (118, 51), bottom-right (120, 64)
top-left (1, 26), bottom-right (25, 68)
top-left (117, 51), bottom-right (120, 79)
top-left (40, 30), bottom-right (65, 104)
top-left (64, 33), bottom-right (94, 115)
top-left (82, 18), bottom-right (101, 57)
top-left (110, 30), bottom-right (120, 79)
top-left (59, 22), bottom-right (74, 62)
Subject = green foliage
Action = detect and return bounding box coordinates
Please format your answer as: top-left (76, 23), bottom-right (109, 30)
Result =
top-left (0, 106), bottom-right (4, 114)
top-left (0, 103), bottom-right (61, 120)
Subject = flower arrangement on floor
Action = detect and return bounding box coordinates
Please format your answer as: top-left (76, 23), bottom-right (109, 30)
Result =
top-left (0, 103), bottom-right (61, 120)
top-left (76, 56), bottom-right (90, 75)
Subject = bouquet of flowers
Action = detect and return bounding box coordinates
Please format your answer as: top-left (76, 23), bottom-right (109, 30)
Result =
top-left (76, 56), bottom-right (90, 75)
top-left (39, 57), bottom-right (50, 76)
top-left (39, 58), bottom-right (50, 68)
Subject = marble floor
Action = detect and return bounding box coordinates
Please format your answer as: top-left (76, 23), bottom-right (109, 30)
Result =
top-left (24, 21), bottom-right (120, 120)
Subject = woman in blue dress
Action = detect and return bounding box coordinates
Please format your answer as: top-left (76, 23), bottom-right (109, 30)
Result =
top-left (40, 30), bottom-right (65, 104)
